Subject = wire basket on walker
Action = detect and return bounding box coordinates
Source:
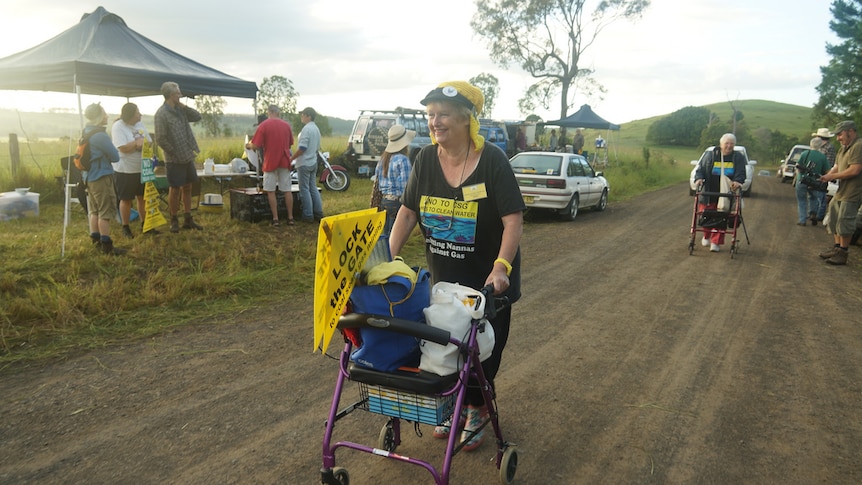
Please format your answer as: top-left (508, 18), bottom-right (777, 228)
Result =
top-left (320, 283), bottom-right (519, 485)
top-left (688, 186), bottom-right (750, 258)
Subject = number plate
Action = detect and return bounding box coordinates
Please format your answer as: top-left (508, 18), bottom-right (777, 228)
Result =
top-left (522, 195), bottom-right (534, 204)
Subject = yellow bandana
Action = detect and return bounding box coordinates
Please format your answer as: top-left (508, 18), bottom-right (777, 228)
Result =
top-left (426, 81), bottom-right (485, 152)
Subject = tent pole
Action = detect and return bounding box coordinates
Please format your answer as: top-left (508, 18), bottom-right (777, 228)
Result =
top-left (62, 82), bottom-right (84, 257)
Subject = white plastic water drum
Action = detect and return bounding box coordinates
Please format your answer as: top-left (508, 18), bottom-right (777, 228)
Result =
top-left (230, 158), bottom-right (248, 173)
top-left (203, 193), bottom-right (223, 205)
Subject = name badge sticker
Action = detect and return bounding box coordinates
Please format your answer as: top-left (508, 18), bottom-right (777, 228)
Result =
top-left (462, 183), bottom-right (487, 202)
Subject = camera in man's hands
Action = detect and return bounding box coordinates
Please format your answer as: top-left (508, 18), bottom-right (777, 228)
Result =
top-left (797, 161), bottom-right (829, 192)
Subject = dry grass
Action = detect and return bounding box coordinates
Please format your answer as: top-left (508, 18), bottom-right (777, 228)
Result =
top-left (0, 134), bottom-right (681, 366)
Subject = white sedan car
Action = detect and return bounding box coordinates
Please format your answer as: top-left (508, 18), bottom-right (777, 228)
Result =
top-left (509, 151), bottom-right (609, 221)
top-left (689, 145), bottom-right (757, 197)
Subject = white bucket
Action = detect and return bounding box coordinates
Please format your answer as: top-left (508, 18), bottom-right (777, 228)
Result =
top-left (203, 193), bottom-right (223, 205)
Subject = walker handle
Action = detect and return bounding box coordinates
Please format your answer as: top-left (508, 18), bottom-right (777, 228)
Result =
top-left (337, 313), bottom-right (451, 346)
top-left (480, 284), bottom-right (510, 320)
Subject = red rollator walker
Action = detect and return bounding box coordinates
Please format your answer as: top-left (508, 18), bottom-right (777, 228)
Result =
top-left (689, 187), bottom-right (749, 258)
top-left (320, 285), bottom-right (519, 485)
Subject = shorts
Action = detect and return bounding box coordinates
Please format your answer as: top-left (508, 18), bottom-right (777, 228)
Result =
top-left (86, 175), bottom-right (118, 221)
top-left (114, 171), bottom-right (144, 200)
top-left (262, 168), bottom-right (293, 192)
top-left (826, 198), bottom-right (862, 236)
top-left (165, 161), bottom-right (199, 188)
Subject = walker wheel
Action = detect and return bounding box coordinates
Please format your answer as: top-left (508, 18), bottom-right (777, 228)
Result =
top-left (499, 446), bottom-right (518, 484)
top-left (333, 467), bottom-right (349, 485)
top-left (378, 422), bottom-right (397, 452)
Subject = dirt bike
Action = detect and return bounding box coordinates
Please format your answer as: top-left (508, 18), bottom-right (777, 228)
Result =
top-left (291, 151), bottom-right (351, 192)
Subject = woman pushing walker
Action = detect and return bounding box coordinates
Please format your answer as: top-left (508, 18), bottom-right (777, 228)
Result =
top-left (387, 80), bottom-right (526, 451)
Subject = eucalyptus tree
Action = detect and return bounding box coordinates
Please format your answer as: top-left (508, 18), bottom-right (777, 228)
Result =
top-left (471, 0), bottom-right (650, 119)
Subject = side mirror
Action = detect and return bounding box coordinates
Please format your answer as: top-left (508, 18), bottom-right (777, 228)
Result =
top-left (749, 160), bottom-right (757, 166)
top-left (690, 160), bottom-right (698, 166)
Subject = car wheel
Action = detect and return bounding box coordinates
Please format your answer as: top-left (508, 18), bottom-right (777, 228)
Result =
top-left (595, 189), bottom-right (608, 211)
top-left (560, 194), bottom-right (579, 221)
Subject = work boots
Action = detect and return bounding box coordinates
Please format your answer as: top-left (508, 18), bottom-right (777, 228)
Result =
top-left (170, 216), bottom-right (180, 233)
top-left (825, 248), bottom-right (848, 266)
top-left (100, 238), bottom-right (127, 256)
top-left (182, 213), bottom-right (203, 231)
top-left (819, 246), bottom-right (840, 259)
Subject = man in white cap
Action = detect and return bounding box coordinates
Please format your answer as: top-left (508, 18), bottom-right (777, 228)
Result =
top-left (819, 121), bottom-right (862, 265)
top-left (82, 103), bottom-right (125, 255)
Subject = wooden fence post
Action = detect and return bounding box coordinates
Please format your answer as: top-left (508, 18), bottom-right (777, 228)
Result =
top-left (9, 133), bottom-right (20, 177)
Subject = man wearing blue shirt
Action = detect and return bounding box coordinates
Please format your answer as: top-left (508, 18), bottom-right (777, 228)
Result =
top-left (290, 107), bottom-right (324, 223)
top-left (82, 103), bottom-right (125, 255)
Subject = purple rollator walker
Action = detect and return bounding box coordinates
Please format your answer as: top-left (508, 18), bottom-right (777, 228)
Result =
top-left (320, 285), bottom-right (518, 485)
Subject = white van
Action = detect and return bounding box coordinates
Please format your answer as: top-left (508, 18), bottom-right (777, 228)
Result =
top-left (347, 108), bottom-right (431, 174)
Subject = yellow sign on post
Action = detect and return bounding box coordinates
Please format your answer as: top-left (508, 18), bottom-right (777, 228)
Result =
top-left (314, 208), bottom-right (385, 354)
top-left (142, 182), bottom-right (167, 232)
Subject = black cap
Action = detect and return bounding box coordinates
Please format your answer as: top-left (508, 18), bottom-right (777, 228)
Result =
top-left (420, 86), bottom-right (474, 110)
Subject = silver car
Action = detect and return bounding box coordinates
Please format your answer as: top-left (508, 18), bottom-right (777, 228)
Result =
top-left (510, 151), bottom-right (609, 221)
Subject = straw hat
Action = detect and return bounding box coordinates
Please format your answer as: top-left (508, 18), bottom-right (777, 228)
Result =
top-left (385, 124), bottom-right (416, 153)
top-left (84, 103), bottom-right (105, 124)
top-left (811, 127), bottom-right (834, 138)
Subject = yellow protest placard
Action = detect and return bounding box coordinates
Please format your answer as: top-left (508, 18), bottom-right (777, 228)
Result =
top-left (314, 208), bottom-right (385, 353)
top-left (142, 182), bottom-right (167, 232)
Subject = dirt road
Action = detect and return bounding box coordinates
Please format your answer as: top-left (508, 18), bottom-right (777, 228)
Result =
top-left (2, 175), bottom-right (862, 484)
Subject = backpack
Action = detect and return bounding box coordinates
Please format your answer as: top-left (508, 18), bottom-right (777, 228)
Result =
top-left (74, 127), bottom-right (106, 171)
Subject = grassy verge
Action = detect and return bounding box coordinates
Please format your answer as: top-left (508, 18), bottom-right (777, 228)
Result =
top-left (0, 137), bottom-right (690, 366)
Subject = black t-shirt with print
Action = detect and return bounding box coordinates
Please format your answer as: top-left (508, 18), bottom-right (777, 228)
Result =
top-left (403, 143), bottom-right (525, 303)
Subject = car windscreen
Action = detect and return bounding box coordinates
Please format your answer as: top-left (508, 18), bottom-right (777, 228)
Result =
top-left (510, 154), bottom-right (561, 175)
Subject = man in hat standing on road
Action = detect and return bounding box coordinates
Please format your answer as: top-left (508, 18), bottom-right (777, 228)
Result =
top-left (818, 121), bottom-right (862, 265)
top-left (812, 127), bottom-right (837, 168)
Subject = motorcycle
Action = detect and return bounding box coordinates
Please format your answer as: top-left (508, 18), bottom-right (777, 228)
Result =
top-left (291, 151), bottom-right (351, 192)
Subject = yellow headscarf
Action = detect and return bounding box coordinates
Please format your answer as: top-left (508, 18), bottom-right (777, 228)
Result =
top-left (421, 81), bottom-right (485, 152)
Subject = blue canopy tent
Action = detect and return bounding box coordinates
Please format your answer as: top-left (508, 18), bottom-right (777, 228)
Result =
top-left (544, 104), bottom-right (620, 165)
top-left (544, 104), bottom-right (620, 131)
top-left (0, 6), bottom-right (258, 255)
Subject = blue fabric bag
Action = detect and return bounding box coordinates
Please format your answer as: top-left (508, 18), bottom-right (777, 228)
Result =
top-left (349, 267), bottom-right (431, 372)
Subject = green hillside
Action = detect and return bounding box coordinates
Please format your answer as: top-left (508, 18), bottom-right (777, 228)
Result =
top-left (618, 100), bottom-right (813, 143)
top-left (609, 99), bottom-right (815, 165)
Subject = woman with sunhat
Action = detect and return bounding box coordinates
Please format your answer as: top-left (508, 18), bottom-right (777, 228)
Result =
top-left (374, 124), bottom-right (415, 235)
top-left (387, 81), bottom-right (525, 451)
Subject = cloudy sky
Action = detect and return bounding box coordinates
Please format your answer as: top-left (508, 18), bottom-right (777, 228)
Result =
top-left (0, 0), bottom-right (839, 125)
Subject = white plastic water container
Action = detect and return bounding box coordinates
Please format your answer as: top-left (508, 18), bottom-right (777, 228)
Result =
top-left (0, 191), bottom-right (39, 221)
